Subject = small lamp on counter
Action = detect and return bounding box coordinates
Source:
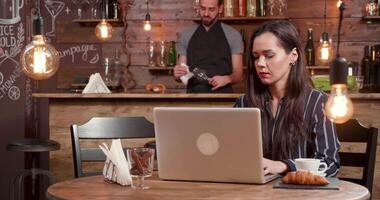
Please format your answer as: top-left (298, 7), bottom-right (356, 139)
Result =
top-left (20, 0), bottom-right (60, 80)
top-left (95, 0), bottom-right (113, 41)
top-left (318, 0), bottom-right (333, 64)
top-left (144, 0), bottom-right (151, 31)
top-left (325, 1), bottom-right (354, 124)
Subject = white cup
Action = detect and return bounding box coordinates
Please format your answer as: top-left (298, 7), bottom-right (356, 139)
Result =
top-left (295, 158), bottom-right (327, 175)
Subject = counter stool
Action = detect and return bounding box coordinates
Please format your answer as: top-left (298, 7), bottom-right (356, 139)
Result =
top-left (7, 138), bottom-right (60, 200)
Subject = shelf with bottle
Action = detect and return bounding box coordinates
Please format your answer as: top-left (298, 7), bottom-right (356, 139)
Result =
top-left (362, 16), bottom-right (380, 24)
top-left (306, 66), bottom-right (329, 70)
top-left (72, 18), bottom-right (123, 26)
top-left (147, 66), bottom-right (174, 71)
top-left (192, 16), bottom-right (288, 23)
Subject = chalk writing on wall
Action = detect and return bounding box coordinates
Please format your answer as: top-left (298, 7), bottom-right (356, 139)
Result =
top-left (58, 44), bottom-right (99, 64)
top-left (44, 0), bottom-right (65, 37)
top-left (0, 65), bottom-right (22, 101)
top-left (0, 23), bottom-right (24, 64)
top-left (0, 20), bottom-right (25, 102)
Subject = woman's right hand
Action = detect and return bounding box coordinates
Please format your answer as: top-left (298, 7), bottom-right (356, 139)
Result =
top-left (173, 64), bottom-right (188, 79)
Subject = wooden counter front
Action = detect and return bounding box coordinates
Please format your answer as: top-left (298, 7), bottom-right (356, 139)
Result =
top-left (34, 92), bottom-right (380, 199)
top-left (34, 93), bottom-right (241, 182)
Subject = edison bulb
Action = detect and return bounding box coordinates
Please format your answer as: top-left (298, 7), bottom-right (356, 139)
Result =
top-left (95, 19), bottom-right (113, 41)
top-left (337, 0), bottom-right (342, 7)
top-left (144, 20), bottom-right (151, 31)
top-left (20, 35), bottom-right (60, 80)
top-left (318, 39), bottom-right (333, 63)
top-left (325, 84), bottom-right (354, 124)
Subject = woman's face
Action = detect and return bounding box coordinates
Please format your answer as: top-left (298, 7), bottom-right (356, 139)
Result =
top-left (252, 32), bottom-right (297, 88)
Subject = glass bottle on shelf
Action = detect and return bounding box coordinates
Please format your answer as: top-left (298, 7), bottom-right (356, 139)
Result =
top-left (112, 0), bottom-right (119, 19)
top-left (276, 0), bottom-right (287, 16)
top-left (167, 41), bottom-right (177, 67)
top-left (257, 0), bottom-right (266, 16)
top-left (109, 49), bottom-right (123, 86)
top-left (235, 0), bottom-right (246, 17)
top-left (102, 57), bottom-right (110, 84)
top-left (147, 40), bottom-right (156, 67)
top-left (224, 0), bottom-right (234, 17)
top-left (158, 41), bottom-right (166, 67)
top-left (193, 0), bottom-right (200, 17)
top-left (266, 0), bottom-right (275, 16)
top-left (365, 0), bottom-right (378, 16)
top-left (247, 0), bottom-right (256, 17)
top-left (375, 45), bottom-right (380, 86)
top-left (305, 28), bottom-right (315, 66)
top-left (361, 46), bottom-right (371, 88)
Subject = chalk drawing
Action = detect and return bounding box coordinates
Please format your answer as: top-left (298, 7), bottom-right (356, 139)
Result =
top-left (0, 0), bottom-right (24, 25)
top-left (44, 0), bottom-right (65, 37)
top-left (0, 72), bottom-right (3, 84)
top-left (0, 22), bottom-right (25, 64)
top-left (58, 44), bottom-right (99, 64)
top-left (0, 63), bottom-right (22, 100)
top-left (8, 86), bottom-right (20, 100)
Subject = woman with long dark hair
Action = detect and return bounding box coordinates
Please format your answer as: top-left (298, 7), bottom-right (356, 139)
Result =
top-left (235, 20), bottom-right (340, 177)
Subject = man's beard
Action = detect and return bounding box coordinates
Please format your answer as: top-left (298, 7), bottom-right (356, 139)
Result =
top-left (201, 16), bottom-right (217, 27)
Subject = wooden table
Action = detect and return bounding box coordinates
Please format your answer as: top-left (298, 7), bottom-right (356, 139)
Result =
top-left (46, 176), bottom-right (370, 200)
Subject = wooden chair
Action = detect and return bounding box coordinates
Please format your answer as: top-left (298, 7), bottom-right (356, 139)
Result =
top-left (336, 119), bottom-right (378, 195)
top-left (70, 117), bottom-right (155, 178)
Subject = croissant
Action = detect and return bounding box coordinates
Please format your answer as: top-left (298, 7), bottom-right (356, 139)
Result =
top-left (282, 171), bottom-right (329, 186)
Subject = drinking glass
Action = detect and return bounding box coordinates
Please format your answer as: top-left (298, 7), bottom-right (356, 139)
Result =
top-left (44, 0), bottom-right (65, 37)
top-left (72, 0), bottom-right (88, 19)
top-left (126, 147), bottom-right (155, 189)
top-left (87, 0), bottom-right (100, 18)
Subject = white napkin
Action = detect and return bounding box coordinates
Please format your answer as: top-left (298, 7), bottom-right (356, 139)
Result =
top-left (179, 63), bottom-right (194, 85)
top-left (82, 73), bottom-right (111, 94)
top-left (99, 139), bottom-right (132, 186)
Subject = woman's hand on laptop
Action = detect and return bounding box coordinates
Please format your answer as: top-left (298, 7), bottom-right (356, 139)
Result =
top-left (263, 158), bottom-right (288, 175)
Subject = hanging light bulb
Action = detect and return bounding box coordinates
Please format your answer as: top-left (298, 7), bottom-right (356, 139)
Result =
top-left (95, 19), bottom-right (113, 41)
top-left (337, 0), bottom-right (343, 7)
top-left (318, 33), bottom-right (333, 62)
top-left (144, 0), bottom-right (151, 31)
top-left (95, 0), bottom-right (113, 41)
top-left (318, 0), bottom-right (333, 63)
top-left (325, 83), bottom-right (354, 124)
top-left (20, 6), bottom-right (60, 80)
top-left (144, 13), bottom-right (151, 31)
top-left (325, 2), bottom-right (353, 124)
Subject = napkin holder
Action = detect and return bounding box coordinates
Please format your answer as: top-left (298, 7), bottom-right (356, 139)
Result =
top-left (99, 139), bottom-right (132, 186)
top-left (82, 73), bottom-right (111, 94)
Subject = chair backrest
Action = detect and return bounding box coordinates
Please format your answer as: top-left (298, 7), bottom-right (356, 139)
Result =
top-left (70, 117), bottom-right (155, 178)
top-left (336, 119), bottom-right (378, 194)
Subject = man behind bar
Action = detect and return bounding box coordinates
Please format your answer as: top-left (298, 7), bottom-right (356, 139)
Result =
top-left (173, 0), bottom-right (243, 93)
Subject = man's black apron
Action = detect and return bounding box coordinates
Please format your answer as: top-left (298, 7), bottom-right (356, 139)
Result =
top-left (187, 21), bottom-right (233, 93)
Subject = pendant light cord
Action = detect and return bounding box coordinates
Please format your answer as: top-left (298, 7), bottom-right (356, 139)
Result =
top-left (323, 0), bottom-right (327, 32)
top-left (337, 2), bottom-right (346, 58)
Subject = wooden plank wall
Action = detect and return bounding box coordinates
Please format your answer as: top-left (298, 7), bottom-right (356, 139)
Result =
top-left (55, 0), bottom-right (380, 91)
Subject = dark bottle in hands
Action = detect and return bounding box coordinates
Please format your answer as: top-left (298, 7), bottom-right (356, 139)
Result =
top-left (305, 28), bottom-right (315, 66)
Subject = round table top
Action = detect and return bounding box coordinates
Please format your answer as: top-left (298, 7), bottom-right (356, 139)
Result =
top-left (46, 176), bottom-right (370, 200)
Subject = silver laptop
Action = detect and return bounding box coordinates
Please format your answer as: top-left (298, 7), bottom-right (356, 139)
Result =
top-left (153, 107), bottom-right (278, 184)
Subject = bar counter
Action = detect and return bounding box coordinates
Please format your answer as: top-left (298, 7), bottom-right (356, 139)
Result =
top-left (34, 92), bottom-right (380, 199)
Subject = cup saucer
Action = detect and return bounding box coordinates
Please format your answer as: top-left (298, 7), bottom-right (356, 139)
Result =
top-left (312, 171), bottom-right (326, 177)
